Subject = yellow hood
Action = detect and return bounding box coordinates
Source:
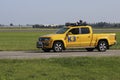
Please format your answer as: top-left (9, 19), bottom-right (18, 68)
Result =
top-left (41, 34), bottom-right (65, 39)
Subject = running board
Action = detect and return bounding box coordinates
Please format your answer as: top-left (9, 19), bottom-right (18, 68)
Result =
top-left (66, 46), bottom-right (95, 49)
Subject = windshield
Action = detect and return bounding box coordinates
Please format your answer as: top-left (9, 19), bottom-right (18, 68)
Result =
top-left (56, 28), bottom-right (69, 34)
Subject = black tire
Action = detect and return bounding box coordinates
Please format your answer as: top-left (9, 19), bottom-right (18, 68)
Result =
top-left (86, 48), bottom-right (94, 52)
top-left (53, 42), bottom-right (63, 52)
top-left (42, 48), bottom-right (51, 52)
top-left (97, 40), bottom-right (108, 52)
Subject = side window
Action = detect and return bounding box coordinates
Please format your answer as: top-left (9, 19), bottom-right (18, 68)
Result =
top-left (69, 28), bottom-right (79, 34)
top-left (81, 28), bottom-right (90, 34)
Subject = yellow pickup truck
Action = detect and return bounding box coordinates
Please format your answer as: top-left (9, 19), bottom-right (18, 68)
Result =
top-left (37, 25), bottom-right (116, 52)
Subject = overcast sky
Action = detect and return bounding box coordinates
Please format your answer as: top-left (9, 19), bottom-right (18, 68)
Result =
top-left (0, 0), bottom-right (120, 25)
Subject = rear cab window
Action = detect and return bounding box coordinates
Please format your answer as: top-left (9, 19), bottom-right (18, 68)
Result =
top-left (80, 27), bottom-right (90, 34)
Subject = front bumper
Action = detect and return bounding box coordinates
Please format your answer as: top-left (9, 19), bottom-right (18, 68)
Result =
top-left (36, 41), bottom-right (52, 48)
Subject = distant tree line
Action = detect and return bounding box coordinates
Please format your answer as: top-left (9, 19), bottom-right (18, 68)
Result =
top-left (0, 22), bottom-right (120, 28)
top-left (32, 24), bottom-right (64, 28)
top-left (32, 22), bottom-right (120, 28)
top-left (89, 22), bottom-right (120, 28)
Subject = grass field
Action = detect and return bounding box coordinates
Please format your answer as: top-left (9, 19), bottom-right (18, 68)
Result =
top-left (0, 57), bottom-right (120, 80)
top-left (0, 31), bottom-right (53, 51)
top-left (0, 28), bottom-right (120, 51)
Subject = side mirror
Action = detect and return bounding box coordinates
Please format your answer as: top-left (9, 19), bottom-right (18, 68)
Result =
top-left (65, 32), bottom-right (72, 40)
top-left (68, 32), bottom-right (72, 35)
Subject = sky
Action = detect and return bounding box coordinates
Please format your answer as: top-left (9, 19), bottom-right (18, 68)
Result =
top-left (0, 0), bottom-right (120, 25)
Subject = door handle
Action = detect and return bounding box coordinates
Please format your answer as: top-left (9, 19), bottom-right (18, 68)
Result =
top-left (88, 36), bottom-right (90, 38)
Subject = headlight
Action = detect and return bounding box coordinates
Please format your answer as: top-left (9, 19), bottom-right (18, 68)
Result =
top-left (39, 38), bottom-right (42, 41)
top-left (44, 38), bottom-right (50, 41)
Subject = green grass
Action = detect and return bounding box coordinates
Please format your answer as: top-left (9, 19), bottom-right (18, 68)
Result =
top-left (0, 57), bottom-right (120, 80)
top-left (0, 29), bottom-right (120, 51)
top-left (0, 32), bottom-right (53, 51)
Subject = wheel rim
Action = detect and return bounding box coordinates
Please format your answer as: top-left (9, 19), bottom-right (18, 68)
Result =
top-left (99, 42), bottom-right (107, 51)
top-left (54, 43), bottom-right (62, 52)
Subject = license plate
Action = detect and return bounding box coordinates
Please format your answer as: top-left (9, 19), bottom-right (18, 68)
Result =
top-left (37, 41), bottom-right (43, 48)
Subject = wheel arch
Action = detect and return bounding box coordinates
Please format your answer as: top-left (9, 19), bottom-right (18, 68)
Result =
top-left (97, 39), bottom-right (109, 49)
top-left (52, 40), bottom-right (66, 50)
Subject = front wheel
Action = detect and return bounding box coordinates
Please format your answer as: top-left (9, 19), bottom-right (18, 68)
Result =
top-left (97, 40), bottom-right (108, 52)
top-left (53, 42), bottom-right (63, 52)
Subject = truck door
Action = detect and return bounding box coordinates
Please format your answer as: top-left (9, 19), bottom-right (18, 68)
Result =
top-left (65, 28), bottom-right (81, 47)
top-left (78, 27), bottom-right (92, 47)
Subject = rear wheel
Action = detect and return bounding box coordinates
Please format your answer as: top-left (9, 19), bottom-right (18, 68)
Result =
top-left (97, 40), bottom-right (108, 52)
top-left (86, 48), bottom-right (94, 52)
top-left (53, 42), bottom-right (63, 52)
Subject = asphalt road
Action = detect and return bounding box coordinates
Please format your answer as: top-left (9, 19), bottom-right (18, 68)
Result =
top-left (0, 50), bottom-right (120, 59)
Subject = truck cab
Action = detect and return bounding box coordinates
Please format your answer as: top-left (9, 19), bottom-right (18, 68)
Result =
top-left (64, 26), bottom-right (93, 47)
